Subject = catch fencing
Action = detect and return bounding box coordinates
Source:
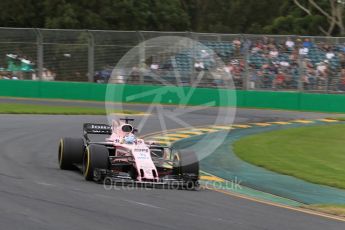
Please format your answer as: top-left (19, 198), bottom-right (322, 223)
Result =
top-left (1, 27), bottom-right (345, 93)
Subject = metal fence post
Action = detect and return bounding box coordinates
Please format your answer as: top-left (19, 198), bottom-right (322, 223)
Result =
top-left (297, 36), bottom-right (304, 92)
top-left (87, 31), bottom-right (95, 82)
top-left (189, 31), bottom-right (195, 86)
top-left (137, 31), bottom-right (145, 84)
top-left (243, 34), bottom-right (249, 90)
top-left (297, 56), bottom-right (304, 92)
top-left (35, 28), bottom-right (43, 80)
top-left (137, 31), bottom-right (145, 64)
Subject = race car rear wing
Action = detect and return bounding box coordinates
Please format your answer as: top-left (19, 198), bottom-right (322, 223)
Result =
top-left (83, 123), bottom-right (112, 134)
top-left (83, 123), bottom-right (112, 141)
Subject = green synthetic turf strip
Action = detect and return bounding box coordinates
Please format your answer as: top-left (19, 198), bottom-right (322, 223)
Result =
top-left (233, 124), bottom-right (345, 189)
top-left (0, 103), bottom-right (141, 115)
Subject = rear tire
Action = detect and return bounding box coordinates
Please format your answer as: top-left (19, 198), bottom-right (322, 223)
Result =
top-left (83, 144), bottom-right (109, 181)
top-left (58, 138), bottom-right (84, 170)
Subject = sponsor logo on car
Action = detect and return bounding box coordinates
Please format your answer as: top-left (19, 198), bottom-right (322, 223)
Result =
top-left (91, 125), bottom-right (109, 130)
top-left (133, 148), bottom-right (149, 152)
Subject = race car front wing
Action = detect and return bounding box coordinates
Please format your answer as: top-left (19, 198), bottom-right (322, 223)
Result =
top-left (93, 168), bottom-right (199, 190)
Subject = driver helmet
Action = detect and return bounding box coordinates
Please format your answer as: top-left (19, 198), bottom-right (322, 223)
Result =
top-left (124, 133), bottom-right (136, 144)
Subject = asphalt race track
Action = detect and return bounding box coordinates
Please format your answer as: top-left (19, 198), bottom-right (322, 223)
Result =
top-left (1, 99), bottom-right (345, 230)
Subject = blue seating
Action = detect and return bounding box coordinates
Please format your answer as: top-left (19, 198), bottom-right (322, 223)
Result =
top-left (146, 39), bottom-right (345, 89)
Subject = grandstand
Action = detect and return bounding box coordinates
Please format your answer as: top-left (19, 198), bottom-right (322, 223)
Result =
top-left (0, 28), bottom-right (345, 93)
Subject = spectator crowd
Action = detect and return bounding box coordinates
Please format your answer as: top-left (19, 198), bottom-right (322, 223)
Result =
top-left (108, 35), bottom-right (345, 92)
top-left (4, 34), bottom-right (345, 93)
top-left (211, 36), bottom-right (345, 91)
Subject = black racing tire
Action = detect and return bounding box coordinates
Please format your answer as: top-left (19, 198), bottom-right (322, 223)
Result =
top-left (58, 138), bottom-right (84, 170)
top-left (83, 144), bottom-right (109, 181)
top-left (173, 150), bottom-right (199, 177)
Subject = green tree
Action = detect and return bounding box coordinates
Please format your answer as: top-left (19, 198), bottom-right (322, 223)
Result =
top-left (265, 0), bottom-right (345, 36)
top-left (0, 0), bottom-right (44, 27)
top-left (181, 0), bottom-right (284, 33)
top-left (1, 0), bottom-right (344, 36)
top-left (293, 0), bottom-right (345, 36)
top-left (42, 0), bottom-right (190, 31)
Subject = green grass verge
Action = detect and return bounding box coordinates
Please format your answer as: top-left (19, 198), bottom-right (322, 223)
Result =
top-left (0, 103), bottom-right (142, 115)
top-left (233, 124), bottom-right (345, 189)
top-left (334, 117), bottom-right (345, 121)
top-left (302, 204), bottom-right (345, 217)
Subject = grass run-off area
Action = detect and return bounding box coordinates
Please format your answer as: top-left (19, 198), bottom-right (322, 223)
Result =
top-left (0, 103), bottom-right (141, 115)
top-left (233, 124), bottom-right (345, 190)
top-left (302, 204), bottom-right (345, 217)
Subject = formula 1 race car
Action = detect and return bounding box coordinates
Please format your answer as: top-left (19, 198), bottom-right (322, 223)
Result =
top-left (58, 118), bottom-right (199, 189)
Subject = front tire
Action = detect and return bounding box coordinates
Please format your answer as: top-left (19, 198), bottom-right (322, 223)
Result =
top-left (83, 144), bottom-right (109, 181)
top-left (58, 138), bottom-right (84, 170)
top-left (173, 150), bottom-right (199, 190)
top-left (173, 150), bottom-right (199, 176)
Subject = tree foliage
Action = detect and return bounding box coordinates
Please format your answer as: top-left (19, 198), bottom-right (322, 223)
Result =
top-left (0, 0), bottom-right (345, 36)
top-left (288, 0), bottom-right (345, 36)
